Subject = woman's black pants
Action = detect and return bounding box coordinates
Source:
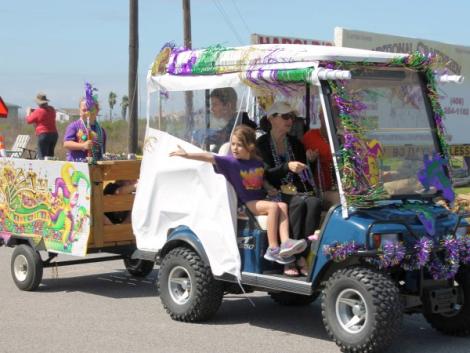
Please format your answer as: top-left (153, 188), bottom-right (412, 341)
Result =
top-left (287, 194), bottom-right (322, 240)
top-left (37, 132), bottom-right (58, 159)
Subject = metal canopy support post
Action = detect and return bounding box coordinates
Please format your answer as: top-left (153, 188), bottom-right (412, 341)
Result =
top-left (318, 81), bottom-right (349, 218)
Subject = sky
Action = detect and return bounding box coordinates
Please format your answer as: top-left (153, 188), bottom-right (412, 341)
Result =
top-left (1, 0), bottom-right (470, 118)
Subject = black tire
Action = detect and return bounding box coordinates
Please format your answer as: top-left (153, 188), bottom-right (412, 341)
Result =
top-left (423, 270), bottom-right (470, 336)
top-left (10, 244), bottom-right (43, 291)
top-left (123, 258), bottom-right (155, 277)
top-left (269, 291), bottom-right (319, 306)
top-left (321, 267), bottom-right (402, 353)
top-left (158, 247), bottom-right (223, 322)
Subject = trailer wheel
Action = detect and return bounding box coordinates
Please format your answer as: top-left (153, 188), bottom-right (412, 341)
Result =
top-left (423, 270), bottom-right (470, 336)
top-left (123, 258), bottom-right (155, 277)
top-left (269, 291), bottom-right (319, 306)
top-left (11, 244), bottom-right (43, 291)
top-left (321, 267), bottom-right (402, 353)
top-left (158, 247), bottom-right (223, 322)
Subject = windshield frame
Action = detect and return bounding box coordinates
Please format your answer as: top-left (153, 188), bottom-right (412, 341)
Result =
top-left (319, 66), bottom-right (451, 207)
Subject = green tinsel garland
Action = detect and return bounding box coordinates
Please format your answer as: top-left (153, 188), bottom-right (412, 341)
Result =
top-left (275, 68), bottom-right (314, 83)
top-left (191, 44), bottom-right (229, 75)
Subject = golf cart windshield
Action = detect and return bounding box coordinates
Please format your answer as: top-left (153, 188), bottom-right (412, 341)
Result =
top-left (331, 68), bottom-right (440, 198)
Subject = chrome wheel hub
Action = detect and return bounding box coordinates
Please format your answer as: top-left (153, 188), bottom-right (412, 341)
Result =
top-left (168, 266), bottom-right (192, 305)
top-left (336, 288), bottom-right (368, 334)
top-left (13, 254), bottom-right (28, 282)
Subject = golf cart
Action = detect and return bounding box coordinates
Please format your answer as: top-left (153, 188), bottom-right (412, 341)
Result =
top-left (135, 43), bottom-right (470, 353)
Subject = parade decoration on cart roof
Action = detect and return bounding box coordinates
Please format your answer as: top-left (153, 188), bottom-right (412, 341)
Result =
top-left (148, 43), bottom-right (407, 93)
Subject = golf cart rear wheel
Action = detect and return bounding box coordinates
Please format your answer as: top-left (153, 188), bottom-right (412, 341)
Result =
top-left (269, 291), bottom-right (319, 306)
top-left (321, 267), bottom-right (402, 353)
top-left (123, 258), bottom-right (155, 277)
top-left (423, 269), bottom-right (470, 336)
top-left (11, 244), bottom-right (43, 291)
top-left (158, 247), bottom-right (223, 322)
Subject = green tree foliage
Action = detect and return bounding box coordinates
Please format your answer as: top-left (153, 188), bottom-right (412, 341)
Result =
top-left (108, 92), bottom-right (117, 120)
top-left (121, 95), bottom-right (129, 120)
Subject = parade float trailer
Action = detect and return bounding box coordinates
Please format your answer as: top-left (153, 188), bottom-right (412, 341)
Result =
top-left (0, 158), bottom-right (153, 291)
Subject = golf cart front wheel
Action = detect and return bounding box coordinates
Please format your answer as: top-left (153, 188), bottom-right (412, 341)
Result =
top-left (321, 267), bottom-right (402, 353)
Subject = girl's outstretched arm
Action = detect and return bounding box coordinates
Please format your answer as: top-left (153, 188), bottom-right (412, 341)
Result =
top-left (169, 145), bottom-right (215, 164)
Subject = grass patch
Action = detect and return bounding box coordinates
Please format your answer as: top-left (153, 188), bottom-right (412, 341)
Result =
top-left (456, 186), bottom-right (470, 195)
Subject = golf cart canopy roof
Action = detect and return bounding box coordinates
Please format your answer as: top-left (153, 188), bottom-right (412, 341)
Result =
top-left (147, 44), bottom-right (407, 92)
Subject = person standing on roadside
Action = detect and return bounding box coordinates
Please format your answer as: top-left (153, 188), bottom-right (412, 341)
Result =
top-left (26, 92), bottom-right (58, 159)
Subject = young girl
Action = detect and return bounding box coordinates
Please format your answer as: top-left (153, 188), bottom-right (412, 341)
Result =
top-left (170, 125), bottom-right (306, 264)
top-left (64, 85), bottom-right (106, 162)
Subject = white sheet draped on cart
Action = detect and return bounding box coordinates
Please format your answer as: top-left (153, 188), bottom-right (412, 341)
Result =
top-left (132, 128), bottom-right (240, 278)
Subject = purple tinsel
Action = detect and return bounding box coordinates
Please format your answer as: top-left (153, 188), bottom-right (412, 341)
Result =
top-left (323, 236), bottom-right (467, 280)
top-left (415, 237), bottom-right (434, 267)
top-left (459, 237), bottom-right (470, 264)
top-left (343, 133), bottom-right (359, 149)
top-left (323, 241), bottom-right (360, 262)
top-left (167, 47), bottom-right (190, 75)
top-left (378, 241), bottom-right (406, 269)
top-left (179, 53), bottom-right (197, 75)
top-left (402, 237), bottom-right (434, 270)
top-left (85, 82), bottom-right (97, 111)
top-left (427, 236), bottom-right (460, 280)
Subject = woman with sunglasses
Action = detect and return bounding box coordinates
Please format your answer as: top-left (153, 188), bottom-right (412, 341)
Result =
top-left (256, 101), bottom-right (322, 277)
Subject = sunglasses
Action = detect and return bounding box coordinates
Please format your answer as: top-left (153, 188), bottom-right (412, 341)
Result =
top-left (275, 112), bottom-right (295, 120)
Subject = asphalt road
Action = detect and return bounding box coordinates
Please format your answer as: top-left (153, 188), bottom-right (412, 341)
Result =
top-left (0, 246), bottom-right (469, 353)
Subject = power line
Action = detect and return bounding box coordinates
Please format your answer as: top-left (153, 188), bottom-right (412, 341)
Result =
top-left (212, 0), bottom-right (244, 45)
top-left (230, 0), bottom-right (251, 35)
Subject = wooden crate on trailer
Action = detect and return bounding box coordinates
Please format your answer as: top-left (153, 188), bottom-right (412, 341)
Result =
top-left (87, 160), bottom-right (141, 249)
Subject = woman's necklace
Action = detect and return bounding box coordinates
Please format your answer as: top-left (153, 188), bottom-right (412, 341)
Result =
top-left (269, 133), bottom-right (311, 194)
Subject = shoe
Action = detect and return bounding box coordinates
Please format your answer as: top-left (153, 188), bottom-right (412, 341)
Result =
top-left (283, 262), bottom-right (299, 277)
top-left (264, 247), bottom-right (295, 265)
top-left (279, 239), bottom-right (307, 258)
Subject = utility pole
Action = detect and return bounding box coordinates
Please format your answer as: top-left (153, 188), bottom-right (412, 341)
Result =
top-left (183, 0), bottom-right (192, 48)
top-left (128, 0), bottom-right (139, 154)
top-left (183, 0), bottom-right (194, 134)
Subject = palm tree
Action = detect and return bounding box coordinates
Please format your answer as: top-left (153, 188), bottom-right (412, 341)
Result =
top-left (121, 95), bottom-right (129, 120)
top-left (108, 92), bottom-right (117, 120)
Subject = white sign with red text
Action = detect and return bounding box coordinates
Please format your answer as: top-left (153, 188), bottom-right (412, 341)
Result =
top-left (335, 27), bottom-right (470, 148)
top-left (251, 33), bottom-right (333, 46)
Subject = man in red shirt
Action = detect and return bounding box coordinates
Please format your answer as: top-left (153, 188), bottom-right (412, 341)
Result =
top-left (26, 92), bottom-right (58, 159)
top-left (303, 111), bottom-right (340, 209)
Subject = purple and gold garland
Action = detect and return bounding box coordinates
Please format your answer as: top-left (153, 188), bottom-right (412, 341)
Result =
top-left (322, 51), bottom-right (451, 207)
top-left (327, 78), bottom-right (388, 206)
top-left (323, 235), bottom-right (470, 280)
